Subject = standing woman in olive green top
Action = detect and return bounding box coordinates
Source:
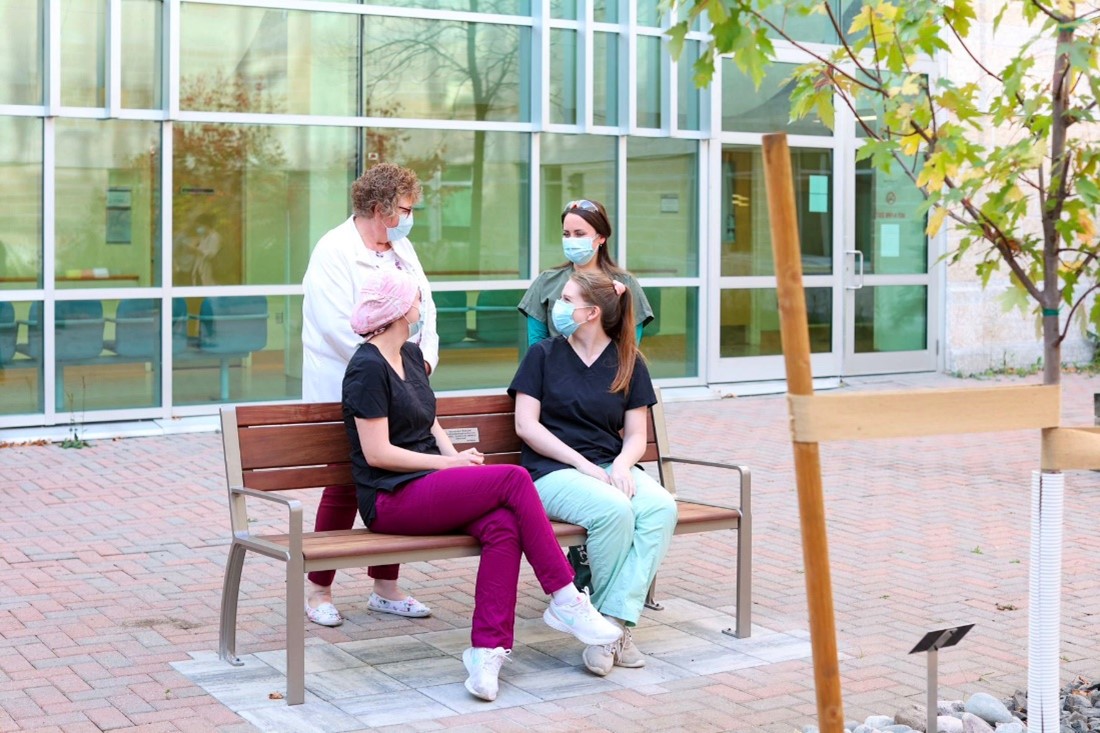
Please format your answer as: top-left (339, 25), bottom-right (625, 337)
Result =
top-left (517, 199), bottom-right (653, 347)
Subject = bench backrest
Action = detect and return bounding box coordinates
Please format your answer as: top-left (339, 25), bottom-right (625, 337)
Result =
top-left (221, 390), bottom-right (674, 532)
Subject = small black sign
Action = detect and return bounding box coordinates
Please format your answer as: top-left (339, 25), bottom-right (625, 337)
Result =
top-left (909, 624), bottom-right (974, 654)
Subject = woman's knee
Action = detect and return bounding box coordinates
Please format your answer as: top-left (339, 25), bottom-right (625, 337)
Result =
top-left (471, 507), bottom-right (521, 547)
top-left (590, 493), bottom-right (634, 534)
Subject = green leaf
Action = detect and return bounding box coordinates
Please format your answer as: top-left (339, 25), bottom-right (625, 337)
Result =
top-left (667, 21), bottom-right (689, 61)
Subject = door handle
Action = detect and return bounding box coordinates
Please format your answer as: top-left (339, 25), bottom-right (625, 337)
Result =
top-left (845, 249), bottom-right (865, 290)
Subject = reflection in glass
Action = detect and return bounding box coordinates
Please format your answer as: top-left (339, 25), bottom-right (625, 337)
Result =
top-left (0, 117), bottom-right (43, 290)
top-left (550, 0), bottom-right (576, 19)
top-left (636, 35), bottom-right (661, 129)
top-left (550, 30), bottom-right (577, 125)
top-left (364, 18), bottom-right (529, 122)
top-left (720, 287), bottom-right (832, 357)
top-left (353, 0), bottom-right (529, 10)
top-left (388, 130), bottom-right (528, 282)
top-left (173, 295), bottom-right (303, 405)
top-left (761, 0), bottom-right (861, 44)
top-left (855, 158), bottom-right (927, 275)
top-left (61, 0), bottom-right (106, 107)
top-left (121, 0), bottom-right (162, 109)
top-left (637, 0), bottom-right (661, 26)
top-left (643, 286), bottom-right (699, 378)
top-left (55, 119), bottom-right (161, 289)
top-left (854, 286), bottom-right (927, 353)
top-left (173, 123), bottom-right (355, 287)
top-left (540, 134), bottom-right (616, 272)
top-left (677, 39), bottom-right (701, 132)
top-left (721, 145), bottom-right (833, 276)
top-left (0, 0), bottom-right (43, 104)
top-left (0, 300), bottom-right (43, 415)
top-left (432, 289), bottom-right (527, 391)
top-left (180, 4), bottom-right (357, 117)
top-left (594, 0), bottom-right (618, 22)
top-left (722, 60), bottom-right (828, 135)
top-left (626, 138), bottom-right (698, 278)
top-left (593, 32), bottom-right (619, 127)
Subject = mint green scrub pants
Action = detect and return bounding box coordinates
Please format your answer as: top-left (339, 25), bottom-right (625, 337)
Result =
top-left (534, 465), bottom-right (677, 625)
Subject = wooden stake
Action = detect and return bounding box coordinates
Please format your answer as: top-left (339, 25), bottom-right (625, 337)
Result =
top-left (762, 133), bottom-right (845, 732)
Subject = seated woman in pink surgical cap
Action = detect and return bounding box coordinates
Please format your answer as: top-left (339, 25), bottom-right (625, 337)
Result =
top-left (340, 268), bottom-right (623, 703)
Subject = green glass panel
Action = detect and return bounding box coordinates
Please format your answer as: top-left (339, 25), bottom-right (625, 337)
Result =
top-left (0, 300), bottom-right (43, 415)
top-left (47, 298), bottom-right (165, 411)
top-left (626, 137), bottom-right (697, 278)
top-left (594, 0), bottom-right (618, 23)
top-left (637, 0), bottom-right (661, 26)
top-left (0, 1), bottom-right (43, 104)
top-left (644, 286), bottom-right (698, 378)
top-left (374, 129), bottom-right (528, 281)
top-left (677, 39), bottom-right (700, 132)
top-left (550, 0), bottom-right (577, 19)
top-left (173, 295), bottom-right (304, 406)
top-left (121, 0), bottom-right (162, 109)
top-left (550, 29), bottom-right (577, 125)
top-left (173, 123), bottom-right (356, 287)
top-left (761, 0), bottom-right (860, 44)
top-left (722, 60), bottom-right (828, 135)
top-left (55, 119), bottom-right (161, 289)
top-left (61, 0), bottom-right (106, 107)
top-left (720, 287), bottom-right (831, 357)
top-left (636, 35), bottom-right (661, 129)
top-left (593, 32), bottom-right (618, 127)
top-left (432, 288), bottom-right (526, 390)
top-left (855, 158), bottom-right (927, 275)
top-left (720, 145), bottom-right (833, 276)
top-left (540, 134), bottom-right (617, 272)
top-left (854, 286), bottom-right (927, 353)
top-left (364, 18), bottom-right (529, 122)
top-left (0, 117), bottom-right (43, 290)
top-left (180, 4), bottom-right (357, 116)
top-left (333, 0), bottom-right (529, 11)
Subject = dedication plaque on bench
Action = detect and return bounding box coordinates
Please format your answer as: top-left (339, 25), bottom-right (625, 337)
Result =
top-left (445, 427), bottom-right (480, 444)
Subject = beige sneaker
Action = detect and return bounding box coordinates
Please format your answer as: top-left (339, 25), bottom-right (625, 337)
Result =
top-left (614, 627), bottom-right (646, 668)
top-left (583, 642), bottom-right (615, 676)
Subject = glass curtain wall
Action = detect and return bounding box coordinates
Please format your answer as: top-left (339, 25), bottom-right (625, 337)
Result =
top-left (0, 0), bottom-right (865, 428)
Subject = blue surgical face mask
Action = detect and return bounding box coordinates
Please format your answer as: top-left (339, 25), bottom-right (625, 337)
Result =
top-left (387, 212), bottom-right (414, 242)
top-left (551, 298), bottom-right (594, 338)
top-left (405, 306), bottom-right (423, 343)
top-left (562, 237), bottom-right (596, 266)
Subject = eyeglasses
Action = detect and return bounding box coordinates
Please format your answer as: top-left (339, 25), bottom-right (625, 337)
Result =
top-left (563, 199), bottom-right (599, 214)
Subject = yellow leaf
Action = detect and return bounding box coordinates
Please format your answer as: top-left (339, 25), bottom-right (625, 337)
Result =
top-left (1057, 0), bottom-right (1073, 16)
top-left (927, 206), bottom-right (948, 237)
top-left (1078, 208), bottom-right (1096, 244)
top-left (900, 133), bottom-right (923, 156)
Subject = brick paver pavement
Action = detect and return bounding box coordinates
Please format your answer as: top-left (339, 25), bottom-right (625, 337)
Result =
top-left (1, 371), bottom-right (1098, 732)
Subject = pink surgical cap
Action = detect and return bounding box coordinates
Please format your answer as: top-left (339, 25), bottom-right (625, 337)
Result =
top-left (350, 268), bottom-right (419, 338)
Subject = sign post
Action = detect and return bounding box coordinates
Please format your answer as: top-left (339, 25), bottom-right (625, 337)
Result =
top-left (909, 624), bottom-right (974, 733)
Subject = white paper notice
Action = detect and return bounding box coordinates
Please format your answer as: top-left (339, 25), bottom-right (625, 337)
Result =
top-left (880, 223), bottom-right (901, 258)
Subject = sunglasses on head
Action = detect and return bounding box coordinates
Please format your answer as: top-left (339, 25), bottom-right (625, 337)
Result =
top-left (563, 199), bottom-right (599, 214)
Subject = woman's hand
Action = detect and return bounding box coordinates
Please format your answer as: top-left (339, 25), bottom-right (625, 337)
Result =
top-left (609, 460), bottom-right (636, 498)
top-left (577, 460), bottom-right (612, 485)
top-left (446, 447), bottom-right (484, 468)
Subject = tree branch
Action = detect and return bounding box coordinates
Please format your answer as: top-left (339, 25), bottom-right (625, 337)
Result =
top-left (1060, 282), bottom-right (1100, 343)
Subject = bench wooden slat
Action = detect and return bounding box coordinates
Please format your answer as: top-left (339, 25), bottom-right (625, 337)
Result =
top-left (238, 423), bottom-right (349, 470)
top-left (435, 394), bottom-right (515, 417)
top-left (236, 403), bottom-right (343, 427)
top-left (439, 413), bottom-right (524, 452)
top-left (243, 464), bottom-right (354, 491)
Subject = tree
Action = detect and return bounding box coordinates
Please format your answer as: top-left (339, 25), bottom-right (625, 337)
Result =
top-left (665, 0), bottom-right (1100, 386)
top-left (664, 2), bottom-right (1099, 729)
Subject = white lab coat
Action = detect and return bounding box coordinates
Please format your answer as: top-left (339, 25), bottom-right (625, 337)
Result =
top-left (301, 217), bottom-right (438, 402)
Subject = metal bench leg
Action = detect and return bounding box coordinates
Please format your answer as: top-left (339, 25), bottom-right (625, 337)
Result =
top-left (218, 542), bottom-right (247, 666)
top-left (285, 554), bottom-right (305, 705)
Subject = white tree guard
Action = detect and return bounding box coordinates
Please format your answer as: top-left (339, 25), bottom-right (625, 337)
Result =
top-left (1028, 469), bottom-right (1064, 731)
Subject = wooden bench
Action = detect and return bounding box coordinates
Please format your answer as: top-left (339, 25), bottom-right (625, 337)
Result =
top-left (217, 388), bottom-right (751, 705)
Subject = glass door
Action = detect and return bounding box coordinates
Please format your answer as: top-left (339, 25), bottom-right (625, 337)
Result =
top-left (842, 158), bottom-right (936, 374)
top-left (711, 144), bottom-right (841, 381)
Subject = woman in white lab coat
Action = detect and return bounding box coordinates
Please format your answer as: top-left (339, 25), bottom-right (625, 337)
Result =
top-left (301, 162), bottom-right (439, 627)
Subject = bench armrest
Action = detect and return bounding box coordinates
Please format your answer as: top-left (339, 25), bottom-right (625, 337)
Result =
top-left (229, 486), bottom-right (303, 560)
top-left (661, 455), bottom-right (751, 517)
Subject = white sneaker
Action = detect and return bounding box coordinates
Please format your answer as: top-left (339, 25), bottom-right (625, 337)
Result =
top-left (543, 589), bottom-right (623, 646)
top-left (582, 643), bottom-right (615, 676)
top-left (462, 647), bottom-right (510, 702)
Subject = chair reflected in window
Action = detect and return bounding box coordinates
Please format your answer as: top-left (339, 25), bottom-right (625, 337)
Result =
top-left (0, 302), bottom-right (16, 366)
top-left (435, 291), bottom-right (470, 346)
top-left (474, 290), bottom-right (525, 349)
top-left (195, 296), bottom-right (269, 401)
top-left (18, 300), bottom-right (105, 407)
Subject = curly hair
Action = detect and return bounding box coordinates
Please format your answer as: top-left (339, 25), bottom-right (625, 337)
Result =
top-left (351, 163), bottom-right (423, 219)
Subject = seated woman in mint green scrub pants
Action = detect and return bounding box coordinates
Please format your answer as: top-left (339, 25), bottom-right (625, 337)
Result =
top-left (509, 270), bottom-right (677, 679)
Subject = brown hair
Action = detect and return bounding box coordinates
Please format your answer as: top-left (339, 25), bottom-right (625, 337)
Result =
top-left (571, 270), bottom-right (642, 394)
top-left (351, 163), bottom-right (422, 219)
top-left (559, 199), bottom-right (626, 278)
